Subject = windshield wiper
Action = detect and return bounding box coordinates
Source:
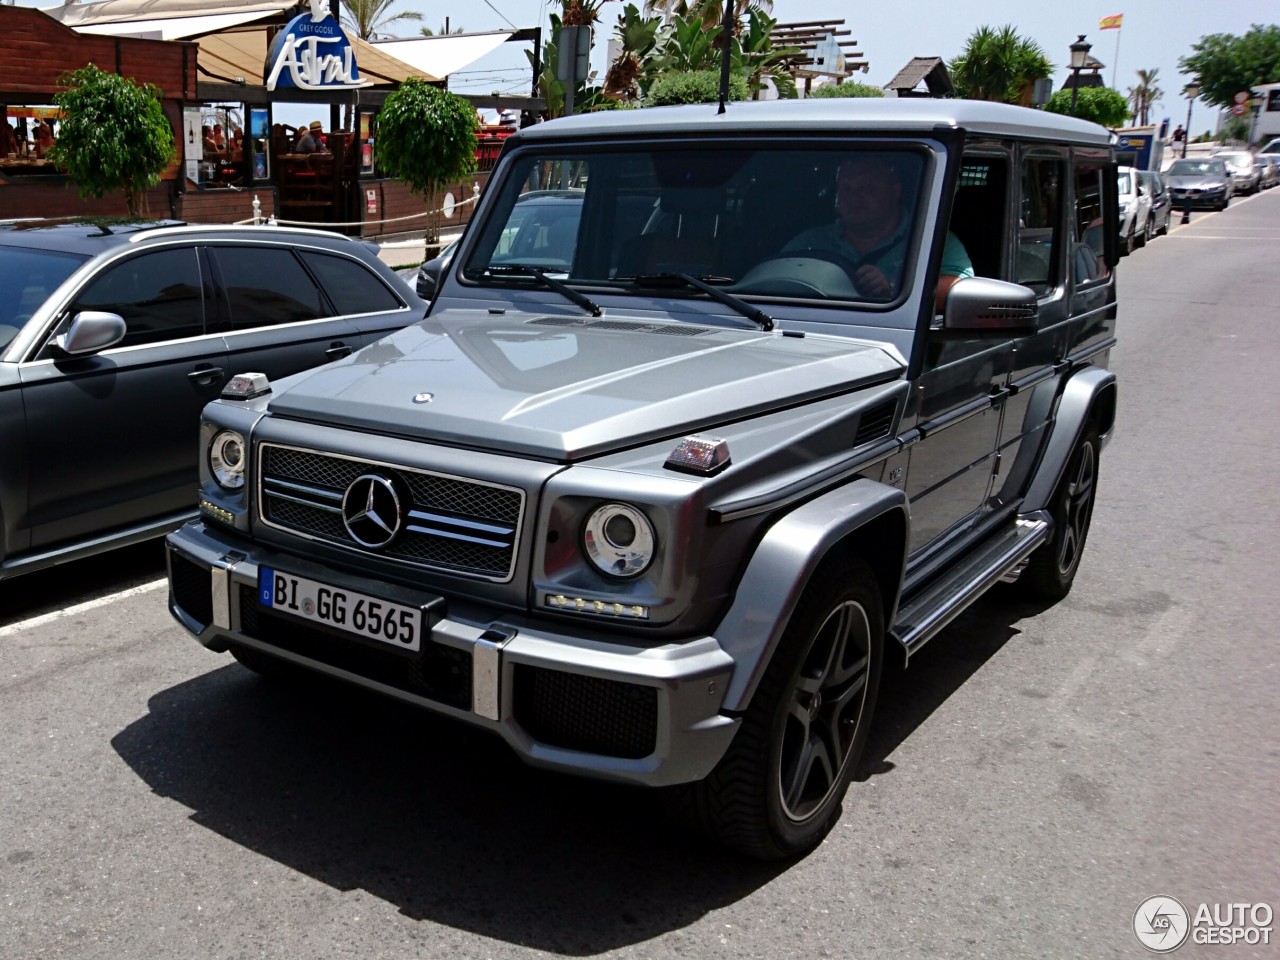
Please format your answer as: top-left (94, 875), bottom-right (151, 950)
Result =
top-left (614, 272), bottom-right (774, 332)
top-left (475, 263), bottom-right (601, 317)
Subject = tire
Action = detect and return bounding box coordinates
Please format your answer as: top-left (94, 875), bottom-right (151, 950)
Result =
top-left (668, 560), bottom-right (884, 860)
top-left (1015, 425), bottom-right (1100, 601)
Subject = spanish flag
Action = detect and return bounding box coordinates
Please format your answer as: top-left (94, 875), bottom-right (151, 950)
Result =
top-left (1099, 13), bottom-right (1123, 29)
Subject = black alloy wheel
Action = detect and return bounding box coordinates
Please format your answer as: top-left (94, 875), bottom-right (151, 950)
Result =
top-left (1015, 425), bottom-right (1100, 601)
top-left (667, 560), bottom-right (884, 860)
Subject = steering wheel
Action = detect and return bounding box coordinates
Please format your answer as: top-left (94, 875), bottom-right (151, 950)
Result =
top-left (734, 252), bottom-right (862, 300)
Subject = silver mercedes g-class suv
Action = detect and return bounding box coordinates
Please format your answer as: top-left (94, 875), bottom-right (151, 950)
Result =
top-left (166, 99), bottom-right (1118, 860)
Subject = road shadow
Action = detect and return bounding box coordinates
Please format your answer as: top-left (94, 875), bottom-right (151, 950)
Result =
top-left (0, 540), bottom-right (167, 625)
top-left (857, 586), bottom-right (1056, 780)
top-left (111, 663), bottom-right (785, 954)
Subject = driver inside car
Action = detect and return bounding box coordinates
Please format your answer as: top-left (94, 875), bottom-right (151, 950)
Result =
top-left (784, 155), bottom-right (973, 310)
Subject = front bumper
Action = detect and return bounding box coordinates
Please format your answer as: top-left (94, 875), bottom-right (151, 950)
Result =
top-left (1170, 188), bottom-right (1227, 208)
top-left (166, 520), bottom-right (739, 787)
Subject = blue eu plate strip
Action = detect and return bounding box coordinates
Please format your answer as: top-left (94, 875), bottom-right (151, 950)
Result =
top-left (259, 567), bottom-right (275, 607)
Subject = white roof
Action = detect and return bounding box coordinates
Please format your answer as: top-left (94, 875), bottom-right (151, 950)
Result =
top-left (372, 32), bottom-right (513, 81)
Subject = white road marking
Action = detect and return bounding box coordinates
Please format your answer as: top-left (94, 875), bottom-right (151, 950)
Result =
top-left (1170, 235), bottom-right (1280, 240)
top-left (0, 578), bottom-right (166, 639)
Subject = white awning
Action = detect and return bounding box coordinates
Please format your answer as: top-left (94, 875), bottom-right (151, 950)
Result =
top-left (72, 10), bottom-right (277, 41)
top-left (372, 32), bottom-right (513, 81)
top-left (43, 0), bottom-right (297, 30)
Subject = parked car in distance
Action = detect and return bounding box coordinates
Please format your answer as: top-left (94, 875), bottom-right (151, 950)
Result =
top-left (1258, 155), bottom-right (1280, 190)
top-left (1164, 157), bottom-right (1233, 210)
top-left (1137, 170), bottom-right (1172, 237)
top-left (168, 99), bottom-right (1120, 860)
top-left (0, 219), bottom-right (426, 581)
top-left (1213, 150), bottom-right (1262, 195)
top-left (1117, 165), bottom-right (1153, 253)
top-left (1256, 138), bottom-right (1280, 157)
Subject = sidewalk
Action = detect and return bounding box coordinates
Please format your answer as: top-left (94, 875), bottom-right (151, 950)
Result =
top-left (376, 233), bottom-right (463, 270)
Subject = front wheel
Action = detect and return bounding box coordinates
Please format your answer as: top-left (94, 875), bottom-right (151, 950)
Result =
top-left (1015, 425), bottom-right (1100, 601)
top-left (668, 561), bottom-right (884, 860)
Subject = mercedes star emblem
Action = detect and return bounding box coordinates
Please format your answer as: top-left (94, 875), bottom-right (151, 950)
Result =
top-left (412, 392), bottom-right (434, 404)
top-left (342, 474), bottom-right (403, 548)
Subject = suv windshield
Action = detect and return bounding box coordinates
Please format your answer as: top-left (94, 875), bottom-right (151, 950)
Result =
top-left (462, 146), bottom-right (930, 305)
top-left (0, 247), bottom-right (87, 351)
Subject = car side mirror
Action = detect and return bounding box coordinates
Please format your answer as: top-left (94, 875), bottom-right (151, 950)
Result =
top-left (942, 277), bottom-right (1039, 335)
top-left (54, 311), bottom-right (127, 356)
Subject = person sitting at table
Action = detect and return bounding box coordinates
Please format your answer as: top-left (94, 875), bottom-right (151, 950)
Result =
top-left (34, 121), bottom-right (55, 159)
top-left (228, 127), bottom-right (244, 162)
top-left (211, 123), bottom-right (227, 153)
top-left (202, 125), bottom-right (219, 157)
top-left (296, 120), bottom-right (327, 155)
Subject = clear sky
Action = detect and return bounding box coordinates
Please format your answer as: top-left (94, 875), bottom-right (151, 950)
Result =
top-left (433, 0), bottom-right (1271, 133)
top-left (11, 0), bottom-right (1273, 134)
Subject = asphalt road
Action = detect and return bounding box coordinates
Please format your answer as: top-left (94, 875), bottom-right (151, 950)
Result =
top-left (2, 193), bottom-right (1277, 960)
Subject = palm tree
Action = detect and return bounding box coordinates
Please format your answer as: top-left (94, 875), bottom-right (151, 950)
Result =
top-left (949, 25), bottom-right (1052, 106)
top-left (340, 0), bottom-right (422, 40)
top-left (644, 0), bottom-right (772, 31)
top-left (1127, 68), bottom-right (1163, 125)
top-left (421, 23), bottom-right (465, 37)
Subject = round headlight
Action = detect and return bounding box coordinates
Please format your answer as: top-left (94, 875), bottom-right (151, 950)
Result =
top-left (209, 430), bottom-right (247, 490)
top-left (583, 503), bottom-right (655, 578)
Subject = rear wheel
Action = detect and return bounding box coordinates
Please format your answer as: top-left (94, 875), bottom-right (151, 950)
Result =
top-left (668, 561), bottom-right (884, 860)
top-left (1015, 425), bottom-right (1100, 601)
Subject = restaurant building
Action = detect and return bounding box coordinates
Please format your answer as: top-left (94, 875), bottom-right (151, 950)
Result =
top-left (1, 0), bottom-right (540, 240)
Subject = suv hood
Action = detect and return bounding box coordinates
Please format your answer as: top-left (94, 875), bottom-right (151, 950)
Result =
top-left (263, 309), bottom-right (904, 460)
top-left (1167, 175), bottom-right (1226, 188)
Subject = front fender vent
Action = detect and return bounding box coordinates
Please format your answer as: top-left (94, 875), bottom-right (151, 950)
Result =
top-left (854, 400), bottom-right (897, 446)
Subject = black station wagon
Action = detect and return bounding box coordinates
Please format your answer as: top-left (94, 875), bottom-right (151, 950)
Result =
top-left (0, 221), bottom-right (425, 581)
top-left (167, 100), bottom-right (1119, 859)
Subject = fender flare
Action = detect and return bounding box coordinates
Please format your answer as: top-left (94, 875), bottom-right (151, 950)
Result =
top-left (712, 478), bottom-right (908, 712)
top-left (1022, 366), bottom-right (1117, 514)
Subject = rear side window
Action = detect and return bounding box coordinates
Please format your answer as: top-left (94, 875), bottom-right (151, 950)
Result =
top-left (1072, 164), bottom-right (1109, 286)
top-left (210, 246), bottom-right (328, 329)
top-left (69, 248), bottom-right (205, 348)
top-left (1016, 157), bottom-right (1064, 295)
top-left (298, 250), bottom-right (404, 315)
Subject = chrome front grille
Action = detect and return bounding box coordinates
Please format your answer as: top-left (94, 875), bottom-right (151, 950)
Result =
top-left (258, 443), bottom-right (524, 581)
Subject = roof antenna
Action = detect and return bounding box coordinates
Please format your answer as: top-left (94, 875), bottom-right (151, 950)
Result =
top-left (716, 1), bottom-right (734, 115)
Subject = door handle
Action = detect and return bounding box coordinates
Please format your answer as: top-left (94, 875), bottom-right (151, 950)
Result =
top-left (325, 341), bottom-right (353, 361)
top-left (188, 365), bottom-right (224, 386)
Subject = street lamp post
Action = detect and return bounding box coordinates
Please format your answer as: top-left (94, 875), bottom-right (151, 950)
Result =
top-left (1182, 79), bottom-right (1201, 158)
top-left (1069, 35), bottom-right (1092, 116)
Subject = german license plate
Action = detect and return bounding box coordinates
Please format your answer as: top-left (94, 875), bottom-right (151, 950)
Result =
top-left (258, 568), bottom-right (423, 652)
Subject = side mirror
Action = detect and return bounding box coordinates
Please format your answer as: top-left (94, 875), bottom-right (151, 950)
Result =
top-left (942, 277), bottom-right (1039, 335)
top-left (54, 311), bottom-right (127, 356)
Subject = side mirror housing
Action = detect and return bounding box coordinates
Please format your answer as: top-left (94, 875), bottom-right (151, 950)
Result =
top-left (942, 277), bottom-right (1039, 335)
top-left (55, 311), bottom-right (127, 356)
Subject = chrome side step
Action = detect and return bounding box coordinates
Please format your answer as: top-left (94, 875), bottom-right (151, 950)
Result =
top-left (892, 512), bottom-right (1051, 660)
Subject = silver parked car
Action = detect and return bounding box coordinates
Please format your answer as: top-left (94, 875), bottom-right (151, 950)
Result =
top-left (1214, 150), bottom-right (1262, 195)
top-left (1257, 155), bottom-right (1280, 189)
top-left (1137, 170), bottom-right (1172, 237)
top-left (1164, 157), bottom-right (1233, 210)
top-left (168, 100), bottom-right (1119, 860)
top-left (1117, 165), bottom-right (1153, 253)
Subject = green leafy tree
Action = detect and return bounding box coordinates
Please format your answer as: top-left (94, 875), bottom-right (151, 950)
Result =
top-left (48, 64), bottom-right (177, 218)
top-left (950, 25), bottom-right (1053, 105)
top-left (562, 0), bottom-right (611, 27)
top-left (1180, 24), bottom-right (1280, 108)
top-left (375, 78), bottom-right (477, 243)
top-left (603, 3), bottom-right (664, 101)
top-left (807, 81), bottom-right (884, 99)
top-left (735, 8), bottom-right (798, 99)
top-left (645, 69), bottom-right (748, 105)
top-left (1044, 86), bottom-right (1130, 128)
top-left (644, 0), bottom-right (772, 31)
top-left (1126, 68), bottom-right (1163, 125)
top-left (340, 0), bottom-right (422, 40)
